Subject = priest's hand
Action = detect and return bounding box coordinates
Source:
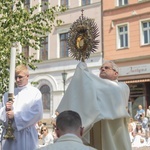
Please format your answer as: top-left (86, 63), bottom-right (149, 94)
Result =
top-left (6, 110), bottom-right (14, 119)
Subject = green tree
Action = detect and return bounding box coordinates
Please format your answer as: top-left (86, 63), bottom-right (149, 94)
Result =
top-left (0, 0), bottom-right (66, 99)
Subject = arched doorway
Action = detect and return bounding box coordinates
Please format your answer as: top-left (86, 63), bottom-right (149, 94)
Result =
top-left (40, 85), bottom-right (51, 112)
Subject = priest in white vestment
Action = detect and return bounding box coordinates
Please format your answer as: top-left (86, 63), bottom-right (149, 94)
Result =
top-left (0, 65), bottom-right (43, 150)
top-left (57, 61), bottom-right (132, 150)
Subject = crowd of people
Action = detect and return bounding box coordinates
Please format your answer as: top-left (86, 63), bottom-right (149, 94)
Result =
top-left (37, 105), bottom-right (150, 149)
top-left (128, 105), bottom-right (150, 148)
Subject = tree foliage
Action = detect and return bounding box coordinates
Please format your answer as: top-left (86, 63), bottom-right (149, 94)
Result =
top-left (0, 0), bottom-right (66, 99)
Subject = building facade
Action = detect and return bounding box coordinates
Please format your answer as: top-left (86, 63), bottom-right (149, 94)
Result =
top-left (23, 0), bottom-right (102, 120)
top-left (102, 0), bottom-right (150, 117)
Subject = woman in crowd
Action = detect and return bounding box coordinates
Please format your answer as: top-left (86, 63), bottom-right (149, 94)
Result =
top-left (145, 123), bottom-right (150, 146)
top-left (35, 120), bottom-right (44, 139)
top-left (132, 123), bottom-right (147, 148)
top-left (128, 123), bottom-right (134, 143)
top-left (146, 106), bottom-right (150, 121)
top-left (39, 126), bottom-right (54, 148)
top-left (129, 117), bottom-right (136, 131)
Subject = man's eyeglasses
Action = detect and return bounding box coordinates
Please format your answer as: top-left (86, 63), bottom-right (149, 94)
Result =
top-left (100, 66), bottom-right (116, 71)
top-left (15, 75), bottom-right (26, 79)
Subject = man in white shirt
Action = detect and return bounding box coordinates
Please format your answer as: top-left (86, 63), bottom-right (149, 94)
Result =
top-left (0, 64), bottom-right (43, 150)
top-left (134, 105), bottom-right (145, 121)
top-left (138, 113), bottom-right (148, 129)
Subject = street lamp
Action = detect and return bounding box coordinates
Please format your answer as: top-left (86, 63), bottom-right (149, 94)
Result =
top-left (61, 71), bottom-right (68, 94)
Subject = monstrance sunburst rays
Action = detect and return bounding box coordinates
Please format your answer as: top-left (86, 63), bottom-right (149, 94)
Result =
top-left (68, 11), bottom-right (100, 62)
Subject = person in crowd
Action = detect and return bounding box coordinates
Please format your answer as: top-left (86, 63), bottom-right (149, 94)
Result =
top-left (129, 117), bottom-right (136, 131)
top-left (39, 126), bottom-right (54, 148)
top-left (132, 123), bottom-right (147, 148)
top-left (51, 111), bottom-right (59, 129)
top-left (50, 111), bottom-right (59, 142)
top-left (134, 105), bottom-right (145, 121)
top-left (37, 110), bottom-right (97, 150)
top-left (145, 123), bottom-right (150, 146)
top-left (36, 120), bottom-right (44, 139)
top-left (146, 106), bottom-right (150, 122)
top-left (128, 123), bottom-right (134, 143)
top-left (138, 113), bottom-right (148, 129)
top-left (0, 64), bottom-right (43, 150)
top-left (51, 125), bottom-right (58, 143)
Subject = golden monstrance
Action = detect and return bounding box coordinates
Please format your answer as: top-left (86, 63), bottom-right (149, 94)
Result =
top-left (68, 10), bottom-right (99, 62)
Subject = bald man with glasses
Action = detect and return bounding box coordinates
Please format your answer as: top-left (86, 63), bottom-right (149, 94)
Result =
top-left (99, 61), bottom-right (119, 80)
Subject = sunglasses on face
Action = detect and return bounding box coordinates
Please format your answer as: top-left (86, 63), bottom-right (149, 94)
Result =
top-left (42, 129), bottom-right (47, 131)
top-left (100, 66), bottom-right (116, 71)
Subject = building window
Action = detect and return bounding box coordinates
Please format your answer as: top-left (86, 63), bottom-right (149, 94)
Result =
top-left (41, 0), bottom-right (48, 11)
top-left (40, 36), bottom-right (48, 60)
top-left (117, 25), bottom-right (128, 49)
top-left (117, 0), bottom-right (128, 6)
top-left (24, 0), bottom-right (30, 10)
top-left (22, 46), bottom-right (29, 58)
top-left (141, 21), bottom-right (150, 45)
top-left (60, 33), bottom-right (69, 58)
top-left (40, 85), bottom-right (50, 112)
top-left (60, 0), bottom-right (69, 8)
top-left (82, 0), bottom-right (91, 6)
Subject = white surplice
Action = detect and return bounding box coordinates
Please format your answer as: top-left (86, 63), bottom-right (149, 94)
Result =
top-left (57, 62), bottom-right (132, 150)
top-left (0, 83), bottom-right (43, 150)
